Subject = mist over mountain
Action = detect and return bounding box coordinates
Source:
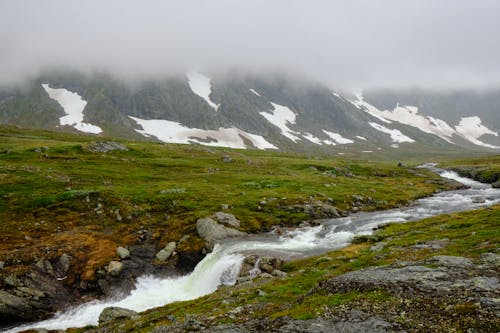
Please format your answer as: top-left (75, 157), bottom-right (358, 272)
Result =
top-left (1, 1), bottom-right (500, 155)
top-left (1, 0), bottom-right (500, 90)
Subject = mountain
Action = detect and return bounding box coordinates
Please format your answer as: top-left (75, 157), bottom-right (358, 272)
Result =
top-left (1, 70), bottom-right (499, 155)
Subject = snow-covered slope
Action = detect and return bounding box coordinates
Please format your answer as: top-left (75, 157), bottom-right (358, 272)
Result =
top-left (41, 84), bottom-right (102, 134)
top-left (130, 116), bottom-right (277, 150)
top-left (259, 102), bottom-right (301, 142)
top-left (354, 94), bottom-right (499, 149)
top-left (0, 72), bottom-right (497, 153)
top-left (186, 72), bottom-right (220, 111)
top-left (455, 116), bottom-right (499, 149)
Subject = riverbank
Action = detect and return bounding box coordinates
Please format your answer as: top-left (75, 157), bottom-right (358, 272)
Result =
top-left (0, 127), bottom-right (464, 328)
top-left (71, 204), bottom-right (500, 333)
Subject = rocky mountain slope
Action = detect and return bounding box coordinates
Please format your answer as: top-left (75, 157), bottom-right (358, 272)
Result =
top-left (1, 71), bottom-right (499, 155)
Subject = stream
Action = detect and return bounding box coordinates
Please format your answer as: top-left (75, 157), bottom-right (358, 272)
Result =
top-left (7, 166), bottom-right (500, 332)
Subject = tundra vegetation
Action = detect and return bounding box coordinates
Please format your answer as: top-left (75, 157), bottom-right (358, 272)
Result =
top-left (0, 124), bottom-right (498, 332)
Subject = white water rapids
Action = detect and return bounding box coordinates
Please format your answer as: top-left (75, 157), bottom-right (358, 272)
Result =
top-left (7, 167), bottom-right (500, 332)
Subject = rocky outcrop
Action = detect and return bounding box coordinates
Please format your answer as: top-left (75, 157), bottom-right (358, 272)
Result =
top-left (311, 254), bottom-right (499, 303)
top-left (0, 270), bottom-right (73, 326)
top-left (196, 216), bottom-right (246, 250)
top-left (87, 141), bottom-right (128, 153)
top-left (150, 311), bottom-right (405, 333)
top-left (98, 306), bottom-right (138, 324)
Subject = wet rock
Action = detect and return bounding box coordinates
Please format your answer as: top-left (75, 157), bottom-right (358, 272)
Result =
top-left (87, 141), bottom-right (128, 153)
top-left (492, 181), bottom-right (500, 188)
top-left (35, 259), bottom-right (54, 276)
top-left (196, 217), bottom-right (246, 250)
top-left (54, 253), bottom-right (72, 276)
top-left (98, 306), bottom-right (138, 324)
top-left (107, 261), bottom-right (123, 277)
top-left (0, 261), bottom-right (4, 270)
top-left (116, 247), bottom-right (130, 259)
top-left (156, 242), bottom-right (176, 261)
top-left (472, 196), bottom-right (486, 203)
top-left (214, 212), bottom-right (241, 228)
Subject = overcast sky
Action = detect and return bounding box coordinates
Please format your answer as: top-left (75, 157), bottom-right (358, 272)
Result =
top-left (1, 0), bottom-right (500, 90)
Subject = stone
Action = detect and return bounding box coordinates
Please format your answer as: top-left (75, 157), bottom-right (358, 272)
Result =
top-left (221, 155), bottom-right (233, 163)
top-left (156, 242), bottom-right (176, 261)
top-left (424, 255), bottom-right (474, 268)
top-left (196, 217), bottom-right (246, 250)
top-left (184, 317), bottom-right (204, 331)
top-left (220, 204), bottom-right (229, 210)
top-left (492, 181), bottom-right (500, 188)
top-left (0, 261), bottom-right (4, 269)
top-left (107, 261), bottom-right (123, 277)
top-left (214, 212), bottom-right (241, 228)
top-left (98, 306), bottom-right (138, 324)
top-left (480, 252), bottom-right (500, 268)
top-left (88, 141), bottom-right (128, 153)
top-left (116, 246), bottom-right (130, 259)
top-left (472, 196), bottom-right (486, 203)
top-left (54, 253), bottom-right (72, 276)
top-left (115, 209), bottom-right (122, 221)
top-left (272, 269), bottom-right (287, 278)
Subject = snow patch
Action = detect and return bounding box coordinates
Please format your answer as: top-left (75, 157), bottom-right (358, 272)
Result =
top-left (369, 122), bottom-right (415, 143)
top-left (455, 117), bottom-right (500, 149)
top-left (260, 102), bottom-right (301, 142)
top-left (350, 94), bottom-right (392, 124)
top-left (356, 99), bottom-right (455, 143)
top-left (41, 84), bottom-right (102, 134)
top-left (249, 88), bottom-right (261, 97)
top-left (322, 130), bottom-right (354, 144)
top-left (303, 133), bottom-right (323, 145)
top-left (356, 136), bottom-right (367, 141)
top-left (186, 71), bottom-right (220, 110)
top-left (129, 116), bottom-right (277, 150)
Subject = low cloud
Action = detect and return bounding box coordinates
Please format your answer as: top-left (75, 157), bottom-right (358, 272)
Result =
top-left (1, 0), bottom-right (500, 90)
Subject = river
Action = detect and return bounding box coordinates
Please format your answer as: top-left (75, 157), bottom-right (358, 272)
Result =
top-left (7, 166), bottom-right (500, 332)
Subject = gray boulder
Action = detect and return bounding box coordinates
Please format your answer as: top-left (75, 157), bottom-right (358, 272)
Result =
top-left (54, 253), bottom-right (72, 276)
top-left (196, 217), bottom-right (246, 250)
top-left (156, 242), bottom-right (176, 261)
top-left (107, 261), bottom-right (123, 277)
top-left (116, 246), bottom-right (130, 259)
top-left (98, 306), bottom-right (138, 324)
top-left (215, 212), bottom-right (241, 228)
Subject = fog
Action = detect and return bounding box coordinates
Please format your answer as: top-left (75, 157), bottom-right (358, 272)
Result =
top-left (1, 0), bottom-right (500, 90)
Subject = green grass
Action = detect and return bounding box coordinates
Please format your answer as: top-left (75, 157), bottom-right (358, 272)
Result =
top-left (0, 125), bottom-right (460, 280)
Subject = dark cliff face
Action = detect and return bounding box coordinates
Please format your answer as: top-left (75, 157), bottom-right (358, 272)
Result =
top-left (1, 71), bottom-right (498, 153)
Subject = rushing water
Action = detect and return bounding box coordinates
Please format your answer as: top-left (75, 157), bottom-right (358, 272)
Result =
top-left (8, 167), bottom-right (500, 332)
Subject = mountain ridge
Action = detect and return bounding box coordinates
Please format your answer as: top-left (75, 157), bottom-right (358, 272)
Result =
top-left (1, 71), bottom-right (499, 154)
